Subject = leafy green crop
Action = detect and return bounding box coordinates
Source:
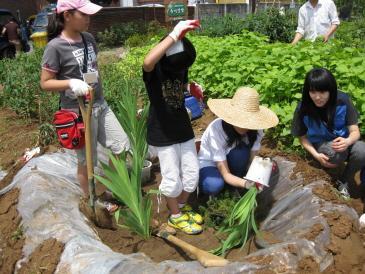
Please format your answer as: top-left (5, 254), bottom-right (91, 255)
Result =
top-left (0, 49), bottom-right (58, 122)
top-left (335, 18), bottom-right (365, 49)
top-left (95, 79), bottom-right (152, 239)
top-left (243, 8), bottom-right (297, 43)
top-left (212, 187), bottom-right (259, 256)
top-left (199, 190), bottom-right (240, 229)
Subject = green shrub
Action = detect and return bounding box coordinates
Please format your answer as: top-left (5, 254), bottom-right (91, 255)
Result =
top-left (198, 14), bottom-right (245, 37)
top-left (100, 55), bottom-right (149, 114)
top-left (199, 190), bottom-right (240, 229)
top-left (97, 20), bottom-right (167, 49)
top-left (125, 34), bottom-right (149, 48)
top-left (97, 20), bottom-right (148, 48)
top-left (38, 122), bottom-right (57, 146)
top-left (335, 0), bottom-right (365, 17)
top-left (196, 8), bottom-right (297, 43)
top-left (243, 8), bottom-right (297, 43)
top-left (335, 18), bottom-right (365, 48)
top-left (96, 29), bottom-right (119, 49)
top-left (147, 20), bottom-right (168, 38)
top-left (0, 49), bottom-right (58, 122)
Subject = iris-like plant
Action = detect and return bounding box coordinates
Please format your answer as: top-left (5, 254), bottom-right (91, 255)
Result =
top-left (212, 188), bottom-right (259, 256)
top-left (95, 79), bottom-right (152, 239)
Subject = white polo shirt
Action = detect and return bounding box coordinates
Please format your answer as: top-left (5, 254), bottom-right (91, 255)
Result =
top-left (198, 118), bottom-right (264, 169)
top-left (296, 0), bottom-right (340, 41)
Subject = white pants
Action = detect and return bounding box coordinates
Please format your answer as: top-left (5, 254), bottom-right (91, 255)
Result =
top-left (155, 139), bottom-right (199, 198)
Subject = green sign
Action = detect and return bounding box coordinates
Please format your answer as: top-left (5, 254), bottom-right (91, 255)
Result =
top-left (167, 3), bottom-right (186, 17)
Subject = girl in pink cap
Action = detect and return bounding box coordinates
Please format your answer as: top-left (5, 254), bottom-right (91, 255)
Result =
top-left (40, 0), bottom-right (130, 212)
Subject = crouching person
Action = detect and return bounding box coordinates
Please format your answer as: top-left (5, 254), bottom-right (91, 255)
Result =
top-left (291, 68), bottom-right (365, 199)
top-left (198, 87), bottom-right (279, 196)
top-left (142, 20), bottom-right (203, 234)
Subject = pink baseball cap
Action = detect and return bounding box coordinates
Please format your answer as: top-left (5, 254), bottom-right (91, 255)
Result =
top-left (56, 0), bottom-right (102, 15)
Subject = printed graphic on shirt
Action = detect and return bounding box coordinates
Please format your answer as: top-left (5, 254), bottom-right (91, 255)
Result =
top-left (72, 44), bottom-right (97, 73)
top-left (161, 79), bottom-right (184, 110)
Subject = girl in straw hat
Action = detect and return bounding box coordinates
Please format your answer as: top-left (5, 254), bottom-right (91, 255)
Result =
top-left (291, 68), bottom-right (365, 200)
top-left (143, 20), bottom-right (203, 234)
top-left (198, 87), bottom-right (279, 195)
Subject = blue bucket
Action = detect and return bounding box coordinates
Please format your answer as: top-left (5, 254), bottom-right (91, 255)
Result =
top-left (185, 96), bottom-right (202, 120)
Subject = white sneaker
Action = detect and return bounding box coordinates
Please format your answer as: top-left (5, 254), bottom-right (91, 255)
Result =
top-left (336, 180), bottom-right (350, 200)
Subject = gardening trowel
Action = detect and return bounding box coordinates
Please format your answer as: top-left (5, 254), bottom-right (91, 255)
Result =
top-left (155, 224), bottom-right (229, 268)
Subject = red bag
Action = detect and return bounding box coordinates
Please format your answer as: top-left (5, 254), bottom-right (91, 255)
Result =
top-left (53, 110), bottom-right (85, 149)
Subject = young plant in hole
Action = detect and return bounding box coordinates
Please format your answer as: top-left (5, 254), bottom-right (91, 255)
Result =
top-left (96, 79), bottom-right (152, 239)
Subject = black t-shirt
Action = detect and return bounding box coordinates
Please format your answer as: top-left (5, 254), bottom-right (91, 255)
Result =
top-left (143, 63), bottom-right (194, 146)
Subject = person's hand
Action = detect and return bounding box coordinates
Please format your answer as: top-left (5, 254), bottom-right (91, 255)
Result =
top-left (243, 180), bottom-right (263, 192)
top-left (169, 20), bottom-right (200, 42)
top-left (244, 179), bottom-right (255, 189)
top-left (68, 79), bottom-right (90, 97)
top-left (323, 34), bottom-right (330, 43)
top-left (331, 137), bottom-right (350, 152)
top-left (315, 153), bottom-right (337, 168)
top-left (255, 182), bottom-right (264, 193)
top-left (189, 81), bottom-right (204, 101)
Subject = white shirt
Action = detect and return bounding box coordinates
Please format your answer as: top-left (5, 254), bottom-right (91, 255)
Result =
top-left (296, 0), bottom-right (340, 41)
top-left (198, 118), bottom-right (264, 169)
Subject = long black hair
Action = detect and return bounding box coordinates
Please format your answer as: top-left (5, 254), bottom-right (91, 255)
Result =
top-left (222, 120), bottom-right (258, 149)
top-left (299, 68), bottom-right (338, 128)
top-left (47, 10), bottom-right (75, 41)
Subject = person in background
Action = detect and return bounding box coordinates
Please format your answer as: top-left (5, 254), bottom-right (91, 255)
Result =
top-left (143, 20), bottom-right (203, 235)
top-left (198, 87), bottom-right (279, 196)
top-left (291, 0), bottom-right (340, 44)
top-left (291, 68), bottom-right (365, 199)
top-left (1, 18), bottom-right (21, 53)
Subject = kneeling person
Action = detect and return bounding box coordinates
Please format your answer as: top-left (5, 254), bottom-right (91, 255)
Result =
top-left (198, 87), bottom-right (279, 196)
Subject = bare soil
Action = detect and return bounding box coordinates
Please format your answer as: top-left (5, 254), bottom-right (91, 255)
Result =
top-left (0, 188), bottom-right (24, 274)
top-left (92, 168), bottom-right (257, 263)
top-left (17, 238), bottom-right (64, 274)
top-left (1, 107), bottom-right (365, 273)
top-left (0, 109), bottom-right (64, 274)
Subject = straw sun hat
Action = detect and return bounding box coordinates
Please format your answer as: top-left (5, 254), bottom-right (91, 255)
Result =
top-left (207, 87), bottom-right (279, 130)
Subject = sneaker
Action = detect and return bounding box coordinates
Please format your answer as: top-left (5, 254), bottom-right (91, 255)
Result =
top-left (336, 180), bottom-right (350, 200)
top-left (180, 204), bottom-right (204, 225)
top-left (168, 213), bottom-right (203, 235)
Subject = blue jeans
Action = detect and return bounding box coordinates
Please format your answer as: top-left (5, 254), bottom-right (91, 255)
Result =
top-left (199, 144), bottom-right (250, 195)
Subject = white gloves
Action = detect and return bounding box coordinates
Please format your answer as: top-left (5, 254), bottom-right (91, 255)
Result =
top-left (66, 79), bottom-right (90, 99)
top-left (169, 20), bottom-right (200, 42)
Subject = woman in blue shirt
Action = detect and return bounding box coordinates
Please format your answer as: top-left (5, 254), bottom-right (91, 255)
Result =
top-left (292, 68), bottom-right (365, 199)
